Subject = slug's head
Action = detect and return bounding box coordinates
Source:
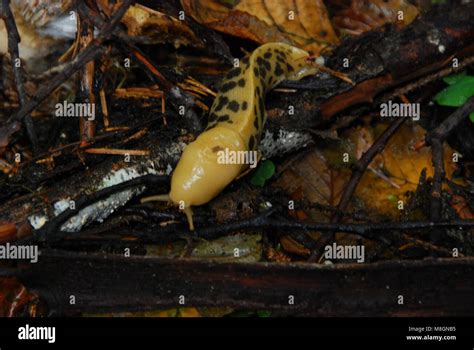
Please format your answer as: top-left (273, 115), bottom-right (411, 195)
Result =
top-left (169, 127), bottom-right (247, 226)
top-left (261, 42), bottom-right (322, 81)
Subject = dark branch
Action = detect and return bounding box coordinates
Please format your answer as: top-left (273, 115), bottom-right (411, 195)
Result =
top-left (0, 0), bottom-right (38, 152)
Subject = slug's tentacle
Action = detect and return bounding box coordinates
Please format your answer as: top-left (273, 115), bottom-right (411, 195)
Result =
top-left (141, 194), bottom-right (170, 203)
top-left (149, 43), bottom-right (320, 230)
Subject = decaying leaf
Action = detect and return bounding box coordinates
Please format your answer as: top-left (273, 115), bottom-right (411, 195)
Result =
top-left (0, 277), bottom-right (36, 317)
top-left (355, 124), bottom-right (457, 217)
top-left (333, 0), bottom-right (419, 36)
top-left (275, 123), bottom-right (458, 220)
top-left (448, 192), bottom-right (474, 220)
top-left (280, 235), bottom-right (311, 257)
top-left (122, 4), bottom-right (203, 47)
top-left (98, 1), bottom-right (203, 48)
top-left (181, 0), bottom-right (339, 53)
top-left (274, 148), bottom-right (352, 221)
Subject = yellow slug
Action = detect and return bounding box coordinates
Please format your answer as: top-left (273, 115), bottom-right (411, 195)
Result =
top-left (142, 43), bottom-right (319, 230)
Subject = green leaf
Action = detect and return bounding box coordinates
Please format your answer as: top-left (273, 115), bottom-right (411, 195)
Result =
top-left (434, 76), bottom-right (474, 107)
top-left (442, 71), bottom-right (466, 85)
top-left (470, 112), bottom-right (474, 124)
top-left (387, 194), bottom-right (398, 204)
top-left (250, 160), bottom-right (275, 187)
top-left (250, 175), bottom-right (266, 187)
top-left (257, 310), bottom-right (272, 318)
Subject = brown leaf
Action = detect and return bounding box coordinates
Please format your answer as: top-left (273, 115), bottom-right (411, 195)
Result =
top-left (280, 235), bottom-right (311, 257)
top-left (448, 192), bottom-right (474, 220)
top-left (181, 0), bottom-right (339, 53)
top-left (274, 148), bottom-right (351, 221)
top-left (0, 277), bottom-right (36, 317)
top-left (98, 2), bottom-right (203, 48)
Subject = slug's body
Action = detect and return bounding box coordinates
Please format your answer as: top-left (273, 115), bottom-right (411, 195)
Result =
top-left (144, 43), bottom-right (319, 229)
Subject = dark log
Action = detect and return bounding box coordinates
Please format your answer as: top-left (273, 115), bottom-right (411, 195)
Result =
top-left (4, 250), bottom-right (474, 316)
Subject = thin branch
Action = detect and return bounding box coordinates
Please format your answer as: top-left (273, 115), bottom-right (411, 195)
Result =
top-left (429, 95), bottom-right (474, 141)
top-left (430, 137), bottom-right (444, 222)
top-left (308, 117), bottom-right (407, 262)
top-left (426, 96), bottom-right (474, 227)
top-left (0, 0), bottom-right (38, 153)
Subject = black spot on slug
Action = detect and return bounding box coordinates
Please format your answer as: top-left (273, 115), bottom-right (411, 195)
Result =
top-left (227, 100), bottom-right (240, 112)
top-left (253, 115), bottom-right (259, 129)
top-left (208, 113), bottom-right (218, 122)
top-left (220, 81), bottom-right (237, 93)
top-left (253, 67), bottom-right (259, 77)
top-left (238, 78), bottom-right (246, 87)
top-left (259, 66), bottom-right (266, 79)
top-left (226, 67), bottom-right (241, 80)
top-left (264, 51), bottom-right (272, 59)
top-left (242, 101), bottom-right (248, 111)
top-left (275, 63), bottom-right (284, 76)
top-left (286, 63), bottom-right (294, 72)
top-left (248, 135), bottom-right (255, 150)
top-left (214, 96), bottom-right (229, 112)
top-left (257, 56), bottom-right (271, 72)
top-left (217, 114), bottom-right (230, 122)
top-left (263, 60), bottom-right (271, 71)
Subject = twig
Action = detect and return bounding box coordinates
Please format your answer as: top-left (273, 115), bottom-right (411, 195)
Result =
top-left (308, 117), bottom-right (407, 262)
top-left (84, 148), bottom-right (150, 156)
top-left (425, 96), bottom-right (474, 237)
top-left (35, 208), bottom-right (474, 245)
top-left (430, 138), bottom-right (444, 222)
top-left (428, 95), bottom-right (474, 141)
top-left (78, 10), bottom-right (96, 144)
top-left (0, 0), bottom-right (38, 153)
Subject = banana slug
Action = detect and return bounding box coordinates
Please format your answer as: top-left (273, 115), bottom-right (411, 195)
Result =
top-left (142, 43), bottom-right (320, 230)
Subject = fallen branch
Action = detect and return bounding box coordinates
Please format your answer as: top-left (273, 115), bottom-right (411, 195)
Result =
top-left (5, 251), bottom-right (474, 316)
